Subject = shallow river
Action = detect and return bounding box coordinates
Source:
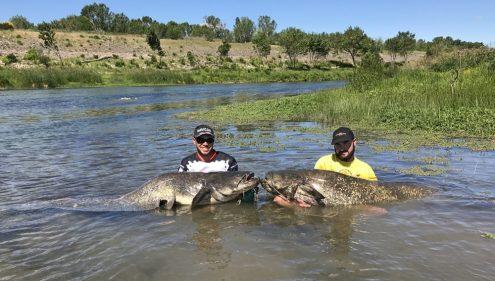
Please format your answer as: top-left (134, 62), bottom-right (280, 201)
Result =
top-left (1, 82), bottom-right (494, 281)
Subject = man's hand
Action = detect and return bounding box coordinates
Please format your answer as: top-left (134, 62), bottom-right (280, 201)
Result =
top-left (273, 195), bottom-right (311, 208)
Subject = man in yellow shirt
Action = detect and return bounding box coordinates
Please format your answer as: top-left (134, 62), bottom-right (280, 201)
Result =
top-left (314, 127), bottom-right (377, 181)
top-left (274, 127), bottom-right (377, 208)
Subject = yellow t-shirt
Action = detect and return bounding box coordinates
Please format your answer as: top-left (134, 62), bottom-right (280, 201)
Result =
top-left (314, 154), bottom-right (377, 181)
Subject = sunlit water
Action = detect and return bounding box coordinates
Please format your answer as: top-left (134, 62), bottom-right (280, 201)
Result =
top-left (1, 82), bottom-right (494, 281)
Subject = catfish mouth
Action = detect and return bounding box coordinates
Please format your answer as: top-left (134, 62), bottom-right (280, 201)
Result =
top-left (243, 172), bottom-right (256, 182)
top-left (238, 172), bottom-right (259, 191)
top-left (215, 172), bottom-right (259, 198)
top-left (260, 178), bottom-right (273, 192)
top-left (260, 177), bottom-right (284, 197)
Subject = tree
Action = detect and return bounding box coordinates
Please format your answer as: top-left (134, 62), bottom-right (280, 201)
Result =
top-left (252, 33), bottom-right (271, 58)
top-left (350, 51), bottom-right (386, 91)
top-left (306, 34), bottom-right (330, 62)
top-left (203, 15), bottom-right (228, 39)
top-left (278, 27), bottom-right (307, 68)
top-left (80, 2), bottom-right (112, 31)
top-left (385, 31), bottom-right (416, 63)
top-left (338, 26), bottom-right (373, 66)
top-left (204, 15), bottom-right (221, 30)
top-left (146, 30), bottom-right (164, 66)
top-left (110, 13), bottom-right (130, 33)
top-left (128, 16), bottom-right (155, 34)
top-left (9, 15), bottom-right (34, 29)
top-left (180, 22), bottom-right (192, 38)
top-left (233, 17), bottom-right (255, 43)
top-left (38, 22), bottom-right (62, 65)
top-left (384, 37), bottom-right (400, 62)
top-left (395, 31), bottom-right (416, 62)
top-left (257, 16), bottom-right (276, 38)
top-left (52, 15), bottom-right (92, 31)
top-left (163, 21), bottom-right (187, 39)
top-left (360, 51), bottom-right (384, 70)
top-left (217, 40), bottom-right (231, 57)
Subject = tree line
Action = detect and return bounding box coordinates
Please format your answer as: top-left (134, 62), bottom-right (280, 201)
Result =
top-left (3, 2), bottom-right (486, 68)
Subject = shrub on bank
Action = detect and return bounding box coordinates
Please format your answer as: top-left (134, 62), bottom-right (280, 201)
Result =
top-left (2, 54), bottom-right (18, 65)
top-left (429, 48), bottom-right (495, 72)
top-left (0, 22), bottom-right (14, 30)
top-left (24, 48), bottom-right (42, 62)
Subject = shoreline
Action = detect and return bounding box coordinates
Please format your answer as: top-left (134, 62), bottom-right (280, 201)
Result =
top-left (0, 67), bottom-right (352, 91)
top-left (0, 79), bottom-right (347, 93)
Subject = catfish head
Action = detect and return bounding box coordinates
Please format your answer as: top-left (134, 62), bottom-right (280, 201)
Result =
top-left (192, 171), bottom-right (259, 205)
top-left (261, 170), bottom-right (309, 201)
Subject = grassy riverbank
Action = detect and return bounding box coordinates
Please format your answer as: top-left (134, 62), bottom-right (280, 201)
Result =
top-left (0, 67), bottom-right (351, 90)
top-left (182, 66), bottom-right (495, 150)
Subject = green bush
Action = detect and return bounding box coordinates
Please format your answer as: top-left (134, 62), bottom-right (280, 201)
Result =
top-left (149, 55), bottom-right (157, 64)
top-left (0, 22), bottom-right (14, 30)
top-left (129, 59), bottom-right (139, 68)
top-left (2, 53), bottom-right (18, 65)
top-left (115, 60), bottom-right (125, 67)
top-left (349, 52), bottom-right (395, 91)
top-left (217, 41), bottom-right (231, 57)
top-left (38, 55), bottom-right (50, 67)
top-left (23, 48), bottom-right (42, 61)
top-left (288, 61), bottom-right (310, 70)
top-left (187, 51), bottom-right (196, 66)
top-left (430, 49), bottom-right (495, 72)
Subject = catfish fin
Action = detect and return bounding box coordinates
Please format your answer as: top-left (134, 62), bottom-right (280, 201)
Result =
top-left (159, 193), bottom-right (176, 210)
top-left (192, 186), bottom-right (213, 206)
top-left (299, 183), bottom-right (326, 205)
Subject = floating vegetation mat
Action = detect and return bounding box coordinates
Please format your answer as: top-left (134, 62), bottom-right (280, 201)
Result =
top-left (397, 165), bottom-right (447, 176)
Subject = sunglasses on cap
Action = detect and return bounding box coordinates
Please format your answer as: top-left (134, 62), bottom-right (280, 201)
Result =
top-left (196, 136), bottom-right (214, 144)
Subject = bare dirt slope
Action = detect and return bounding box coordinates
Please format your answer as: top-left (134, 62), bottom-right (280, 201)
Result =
top-left (0, 30), bottom-right (424, 66)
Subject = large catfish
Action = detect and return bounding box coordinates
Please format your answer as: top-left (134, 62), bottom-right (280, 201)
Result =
top-left (121, 171), bottom-right (259, 210)
top-left (261, 170), bottom-right (432, 207)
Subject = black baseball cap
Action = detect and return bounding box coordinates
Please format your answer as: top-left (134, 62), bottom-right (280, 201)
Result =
top-left (331, 127), bottom-right (355, 145)
top-left (193, 124), bottom-right (215, 139)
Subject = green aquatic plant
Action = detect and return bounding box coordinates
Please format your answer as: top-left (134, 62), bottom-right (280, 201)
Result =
top-left (408, 156), bottom-right (449, 165)
top-left (397, 165), bottom-right (447, 176)
top-left (481, 232), bottom-right (495, 240)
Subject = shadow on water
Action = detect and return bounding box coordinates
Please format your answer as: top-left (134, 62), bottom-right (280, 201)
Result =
top-left (257, 203), bottom-right (371, 256)
top-left (194, 205), bottom-right (290, 273)
top-left (179, 202), bottom-right (376, 265)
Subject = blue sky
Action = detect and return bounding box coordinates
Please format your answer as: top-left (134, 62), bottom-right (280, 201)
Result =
top-left (1, 0), bottom-right (494, 44)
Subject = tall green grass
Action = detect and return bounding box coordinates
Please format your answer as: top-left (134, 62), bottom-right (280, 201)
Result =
top-left (185, 66), bottom-right (495, 136)
top-left (0, 67), bottom-right (102, 89)
top-left (108, 68), bottom-right (351, 85)
top-left (1, 67), bottom-right (351, 89)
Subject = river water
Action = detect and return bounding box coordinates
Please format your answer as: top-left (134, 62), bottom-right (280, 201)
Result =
top-left (0, 82), bottom-right (494, 281)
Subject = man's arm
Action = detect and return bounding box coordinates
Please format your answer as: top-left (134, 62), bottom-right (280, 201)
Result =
top-left (228, 157), bottom-right (238, 171)
top-left (178, 158), bottom-right (189, 172)
top-left (273, 196), bottom-right (311, 208)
